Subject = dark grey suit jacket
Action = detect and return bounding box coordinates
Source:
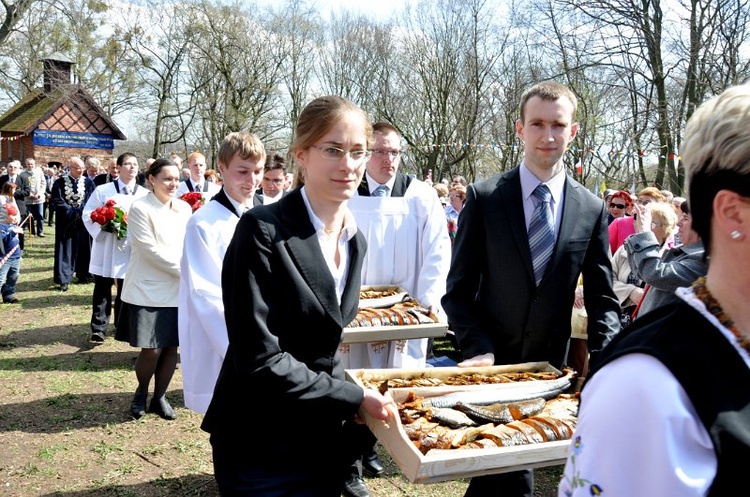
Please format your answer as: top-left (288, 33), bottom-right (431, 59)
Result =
top-left (202, 188), bottom-right (366, 465)
top-left (442, 167), bottom-right (620, 368)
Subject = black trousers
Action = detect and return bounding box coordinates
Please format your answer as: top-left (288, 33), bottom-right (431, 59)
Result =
top-left (464, 470), bottom-right (533, 497)
top-left (342, 419), bottom-right (378, 478)
top-left (91, 275), bottom-right (123, 334)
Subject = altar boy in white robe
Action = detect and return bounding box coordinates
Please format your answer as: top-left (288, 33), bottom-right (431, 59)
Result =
top-left (178, 132), bottom-right (265, 414)
top-left (83, 153), bottom-right (148, 344)
top-left (341, 122), bottom-right (451, 497)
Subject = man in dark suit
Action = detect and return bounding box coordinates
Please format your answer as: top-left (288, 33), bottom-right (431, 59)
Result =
top-left (93, 159), bottom-right (120, 187)
top-left (442, 81), bottom-right (621, 497)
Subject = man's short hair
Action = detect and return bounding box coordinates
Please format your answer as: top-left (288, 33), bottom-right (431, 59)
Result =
top-left (117, 152), bottom-right (136, 166)
top-left (372, 122), bottom-right (399, 137)
top-left (264, 152), bottom-right (286, 173)
top-left (218, 131), bottom-right (266, 166)
top-left (519, 81), bottom-right (578, 123)
top-left (187, 152), bottom-right (205, 164)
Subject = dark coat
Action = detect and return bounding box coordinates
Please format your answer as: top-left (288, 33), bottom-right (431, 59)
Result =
top-left (202, 188), bottom-right (366, 467)
top-left (442, 167), bottom-right (621, 368)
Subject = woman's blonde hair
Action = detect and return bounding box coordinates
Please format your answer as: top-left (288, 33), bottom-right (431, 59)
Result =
top-left (648, 201), bottom-right (678, 241)
top-left (290, 96), bottom-right (372, 153)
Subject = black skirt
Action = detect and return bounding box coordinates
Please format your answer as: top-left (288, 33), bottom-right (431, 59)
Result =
top-left (115, 302), bottom-right (178, 348)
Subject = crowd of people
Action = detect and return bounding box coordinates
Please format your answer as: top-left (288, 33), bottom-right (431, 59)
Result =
top-left (1, 81), bottom-right (748, 497)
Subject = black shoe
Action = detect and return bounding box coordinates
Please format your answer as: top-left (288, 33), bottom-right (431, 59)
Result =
top-left (362, 453), bottom-right (385, 477)
top-left (4, 296), bottom-right (19, 304)
top-left (149, 396), bottom-right (177, 420)
top-left (90, 332), bottom-right (106, 344)
top-left (59, 283), bottom-right (69, 292)
top-left (342, 476), bottom-right (370, 497)
top-left (37, 233), bottom-right (45, 238)
top-left (130, 391), bottom-right (147, 419)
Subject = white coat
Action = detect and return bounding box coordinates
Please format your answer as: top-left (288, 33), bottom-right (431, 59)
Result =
top-left (178, 192), bottom-right (243, 413)
top-left (82, 182), bottom-right (148, 278)
top-left (121, 193), bottom-right (192, 307)
top-left (342, 178), bottom-right (451, 369)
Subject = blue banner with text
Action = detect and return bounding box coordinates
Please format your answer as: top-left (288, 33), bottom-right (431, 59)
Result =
top-left (33, 130), bottom-right (113, 150)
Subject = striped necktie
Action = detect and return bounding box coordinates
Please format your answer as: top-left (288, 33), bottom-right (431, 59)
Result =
top-left (195, 183), bottom-right (202, 193)
top-left (372, 185), bottom-right (389, 197)
top-left (122, 185), bottom-right (130, 195)
top-left (528, 184), bottom-right (555, 286)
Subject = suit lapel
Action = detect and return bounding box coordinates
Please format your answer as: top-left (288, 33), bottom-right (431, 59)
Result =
top-left (390, 173), bottom-right (408, 197)
top-left (340, 232), bottom-right (365, 322)
top-left (357, 178), bottom-right (369, 197)
top-left (499, 169), bottom-right (536, 284)
top-left (549, 177), bottom-right (581, 272)
top-left (253, 194), bottom-right (263, 207)
top-left (279, 191), bottom-right (343, 326)
top-left (211, 189), bottom-right (239, 217)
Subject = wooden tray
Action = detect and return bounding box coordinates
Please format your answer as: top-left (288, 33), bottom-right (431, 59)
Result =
top-left (342, 285), bottom-right (448, 344)
top-left (345, 363), bottom-right (574, 483)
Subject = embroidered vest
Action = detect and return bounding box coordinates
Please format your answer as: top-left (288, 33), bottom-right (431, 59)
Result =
top-left (587, 301), bottom-right (750, 495)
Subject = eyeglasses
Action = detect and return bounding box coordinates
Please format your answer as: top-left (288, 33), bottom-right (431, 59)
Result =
top-left (449, 194), bottom-right (462, 199)
top-left (609, 203), bottom-right (626, 209)
top-left (310, 145), bottom-right (371, 162)
top-left (371, 149), bottom-right (401, 158)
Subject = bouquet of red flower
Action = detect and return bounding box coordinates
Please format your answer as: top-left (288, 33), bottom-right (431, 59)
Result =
top-left (90, 199), bottom-right (128, 239)
top-left (4, 203), bottom-right (18, 217)
top-left (180, 192), bottom-right (205, 212)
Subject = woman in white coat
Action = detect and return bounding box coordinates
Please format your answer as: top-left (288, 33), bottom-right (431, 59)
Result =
top-left (116, 158), bottom-right (192, 420)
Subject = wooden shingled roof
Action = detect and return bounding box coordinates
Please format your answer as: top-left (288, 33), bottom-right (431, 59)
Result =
top-left (0, 84), bottom-right (126, 140)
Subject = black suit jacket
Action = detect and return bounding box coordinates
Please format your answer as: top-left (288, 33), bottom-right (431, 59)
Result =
top-left (202, 188), bottom-right (366, 465)
top-left (442, 167), bottom-right (620, 368)
top-left (210, 188), bottom-right (263, 215)
top-left (356, 173), bottom-right (413, 198)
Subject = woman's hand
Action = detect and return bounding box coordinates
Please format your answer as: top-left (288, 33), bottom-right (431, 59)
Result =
top-left (633, 204), bottom-right (652, 233)
top-left (629, 286), bottom-right (645, 305)
top-left (360, 388), bottom-right (396, 422)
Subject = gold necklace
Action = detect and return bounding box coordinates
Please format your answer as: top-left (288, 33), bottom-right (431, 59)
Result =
top-left (692, 276), bottom-right (750, 354)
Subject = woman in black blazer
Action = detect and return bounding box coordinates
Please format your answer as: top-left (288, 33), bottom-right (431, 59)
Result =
top-left (202, 96), bottom-right (394, 496)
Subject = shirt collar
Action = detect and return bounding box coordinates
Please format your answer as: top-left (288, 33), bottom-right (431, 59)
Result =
top-left (519, 161), bottom-right (566, 204)
top-left (365, 172), bottom-right (396, 194)
top-left (300, 186), bottom-right (357, 242)
top-left (225, 191), bottom-right (251, 216)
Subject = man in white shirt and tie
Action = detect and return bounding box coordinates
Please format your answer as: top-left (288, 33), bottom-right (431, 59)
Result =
top-left (83, 153), bottom-right (147, 343)
top-left (176, 152), bottom-right (221, 199)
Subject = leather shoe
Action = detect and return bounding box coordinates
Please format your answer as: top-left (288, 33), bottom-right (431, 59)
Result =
top-left (362, 453), bottom-right (385, 476)
top-left (130, 391), bottom-right (147, 419)
top-left (342, 476), bottom-right (370, 497)
top-left (4, 296), bottom-right (19, 304)
top-left (149, 396), bottom-right (177, 420)
top-left (59, 283), bottom-right (69, 292)
top-left (90, 332), bottom-right (106, 343)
